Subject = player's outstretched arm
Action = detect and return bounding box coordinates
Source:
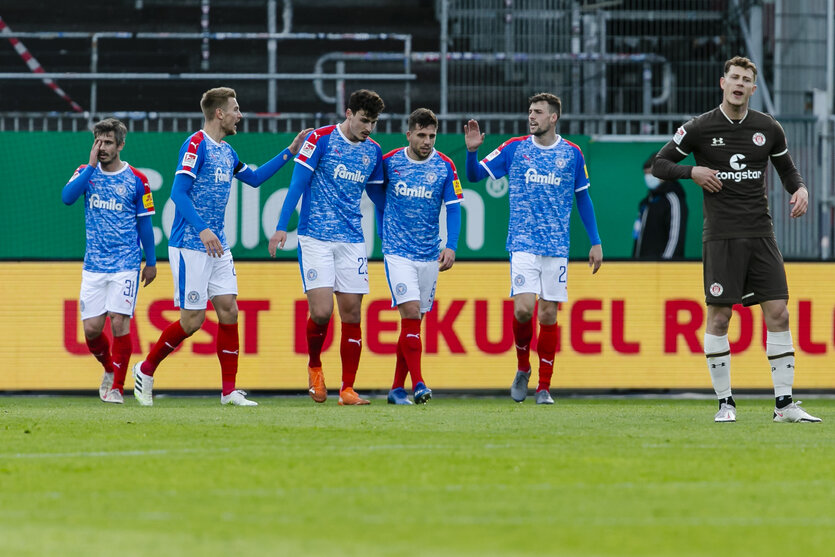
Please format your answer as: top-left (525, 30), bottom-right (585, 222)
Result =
top-left (464, 120), bottom-right (484, 152)
top-left (288, 127), bottom-right (315, 155)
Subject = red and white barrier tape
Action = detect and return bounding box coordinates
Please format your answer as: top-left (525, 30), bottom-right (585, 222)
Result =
top-left (0, 16), bottom-right (84, 112)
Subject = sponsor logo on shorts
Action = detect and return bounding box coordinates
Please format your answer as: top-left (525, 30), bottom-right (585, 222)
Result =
top-left (514, 274), bottom-right (526, 286)
top-left (395, 283), bottom-right (407, 296)
top-left (709, 282), bottom-right (724, 297)
top-left (752, 132), bottom-right (766, 146)
top-left (306, 268), bottom-right (318, 281)
top-left (187, 290), bottom-right (200, 304)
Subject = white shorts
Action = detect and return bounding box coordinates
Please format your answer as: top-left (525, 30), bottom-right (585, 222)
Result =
top-left (297, 235), bottom-right (369, 294)
top-left (169, 247), bottom-right (238, 310)
top-left (509, 252), bottom-right (568, 302)
top-left (384, 254), bottom-right (439, 313)
top-left (79, 269), bottom-right (140, 320)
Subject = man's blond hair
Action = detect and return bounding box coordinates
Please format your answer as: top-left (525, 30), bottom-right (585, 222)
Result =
top-left (200, 87), bottom-right (237, 119)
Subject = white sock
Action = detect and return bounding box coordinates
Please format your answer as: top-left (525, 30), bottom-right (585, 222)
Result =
top-left (767, 330), bottom-right (794, 398)
top-left (704, 333), bottom-right (731, 399)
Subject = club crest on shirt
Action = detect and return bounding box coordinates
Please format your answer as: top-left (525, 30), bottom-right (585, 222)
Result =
top-left (752, 132), bottom-right (766, 146)
top-left (187, 291), bottom-right (200, 304)
top-left (115, 185), bottom-right (127, 196)
top-left (362, 154), bottom-right (371, 167)
top-left (306, 268), bottom-right (318, 281)
top-left (514, 274), bottom-right (526, 286)
top-left (425, 172), bottom-right (437, 184)
top-left (395, 283), bottom-right (407, 296)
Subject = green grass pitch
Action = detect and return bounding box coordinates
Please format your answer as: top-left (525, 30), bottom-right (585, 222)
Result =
top-left (1, 396), bottom-right (833, 556)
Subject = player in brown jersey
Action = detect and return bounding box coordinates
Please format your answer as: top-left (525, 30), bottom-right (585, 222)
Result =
top-left (653, 56), bottom-right (821, 424)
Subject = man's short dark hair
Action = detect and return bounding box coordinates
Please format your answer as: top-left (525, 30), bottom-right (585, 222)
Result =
top-left (724, 56), bottom-right (758, 81)
top-left (93, 117), bottom-right (127, 145)
top-left (408, 108), bottom-right (438, 130)
top-left (528, 92), bottom-right (562, 119)
top-left (347, 89), bottom-right (385, 119)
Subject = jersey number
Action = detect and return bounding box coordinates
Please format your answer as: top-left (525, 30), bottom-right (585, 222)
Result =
top-left (558, 266), bottom-right (567, 283)
top-left (357, 257), bottom-right (368, 276)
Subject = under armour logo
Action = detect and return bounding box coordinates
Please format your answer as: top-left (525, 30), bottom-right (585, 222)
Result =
top-left (348, 338), bottom-right (362, 346)
top-left (711, 137), bottom-right (725, 146)
top-left (710, 362), bottom-right (727, 368)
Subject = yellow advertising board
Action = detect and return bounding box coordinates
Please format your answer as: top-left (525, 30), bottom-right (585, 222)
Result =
top-left (1, 262), bottom-right (833, 391)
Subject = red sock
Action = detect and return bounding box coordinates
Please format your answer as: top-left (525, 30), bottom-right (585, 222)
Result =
top-left (513, 316), bottom-right (533, 372)
top-left (141, 320), bottom-right (189, 375)
top-left (399, 318), bottom-right (424, 388)
top-left (537, 322), bottom-right (558, 391)
top-left (111, 333), bottom-right (132, 393)
top-left (85, 333), bottom-right (113, 373)
top-left (340, 322), bottom-right (362, 391)
top-left (307, 317), bottom-right (329, 368)
top-left (392, 344), bottom-right (408, 390)
top-left (217, 323), bottom-right (239, 396)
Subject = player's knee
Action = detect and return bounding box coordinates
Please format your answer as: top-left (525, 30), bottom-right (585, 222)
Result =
top-left (514, 307), bottom-right (534, 323)
top-left (83, 323), bottom-right (104, 339)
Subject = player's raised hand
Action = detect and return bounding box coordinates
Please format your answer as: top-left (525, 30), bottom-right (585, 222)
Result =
top-left (199, 228), bottom-right (224, 258)
top-left (438, 248), bottom-right (456, 272)
top-left (691, 166), bottom-right (723, 193)
top-left (588, 244), bottom-right (603, 274)
top-left (464, 120), bottom-right (485, 152)
top-left (288, 128), bottom-right (315, 155)
top-left (790, 185), bottom-right (809, 218)
top-left (88, 138), bottom-right (102, 167)
top-left (141, 264), bottom-right (157, 287)
top-left (268, 230), bottom-right (287, 258)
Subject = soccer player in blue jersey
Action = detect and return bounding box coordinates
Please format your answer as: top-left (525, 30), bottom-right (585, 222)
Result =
top-left (268, 89), bottom-right (386, 405)
top-left (62, 118), bottom-right (157, 404)
top-left (131, 87), bottom-right (311, 407)
top-left (376, 108), bottom-right (463, 405)
top-left (465, 93), bottom-right (603, 404)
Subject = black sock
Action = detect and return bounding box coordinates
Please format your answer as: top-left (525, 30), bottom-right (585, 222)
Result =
top-left (776, 395), bottom-right (793, 409)
top-left (719, 396), bottom-right (736, 408)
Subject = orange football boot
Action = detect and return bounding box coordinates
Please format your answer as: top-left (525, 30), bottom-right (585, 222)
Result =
top-left (308, 366), bottom-right (327, 403)
top-left (338, 387), bottom-right (370, 405)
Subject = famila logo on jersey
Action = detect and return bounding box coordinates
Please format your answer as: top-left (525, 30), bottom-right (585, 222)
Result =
top-left (524, 167), bottom-right (562, 185)
top-left (394, 181), bottom-right (433, 199)
top-left (214, 167), bottom-right (231, 183)
top-left (88, 193), bottom-right (123, 211)
top-left (333, 164), bottom-right (366, 182)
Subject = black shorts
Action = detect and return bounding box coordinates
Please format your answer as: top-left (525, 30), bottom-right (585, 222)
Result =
top-left (703, 237), bottom-right (788, 307)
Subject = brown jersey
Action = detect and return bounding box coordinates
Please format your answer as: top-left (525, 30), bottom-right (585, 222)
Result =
top-left (660, 106), bottom-right (788, 241)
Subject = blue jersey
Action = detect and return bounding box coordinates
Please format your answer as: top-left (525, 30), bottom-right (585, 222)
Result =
top-left (68, 162), bottom-right (155, 273)
top-left (169, 130), bottom-right (243, 251)
top-left (382, 148), bottom-right (463, 261)
top-left (294, 124), bottom-right (384, 243)
top-left (481, 135), bottom-right (589, 257)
